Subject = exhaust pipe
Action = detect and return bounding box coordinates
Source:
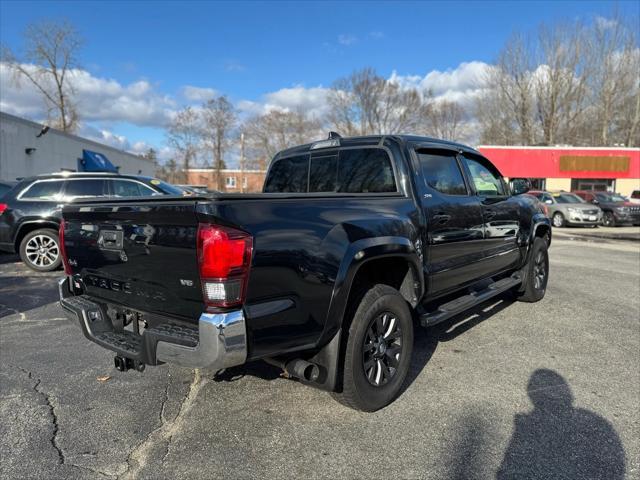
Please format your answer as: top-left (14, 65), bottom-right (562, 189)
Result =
top-left (264, 357), bottom-right (321, 382)
top-left (284, 359), bottom-right (320, 382)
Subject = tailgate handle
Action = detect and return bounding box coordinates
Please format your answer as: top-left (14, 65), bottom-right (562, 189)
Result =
top-left (98, 230), bottom-right (124, 250)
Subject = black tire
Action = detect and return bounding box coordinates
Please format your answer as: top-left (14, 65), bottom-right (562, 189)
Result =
top-left (602, 211), bottom-right (616, 227)
top-left (516, 237), bottom-right (549, 303)
top-left (552, 212), bottom-right (565, 228)
top-left (19, 228), bottom-right (62, 272)
top-left (333, 284), bottom-right (414, 412)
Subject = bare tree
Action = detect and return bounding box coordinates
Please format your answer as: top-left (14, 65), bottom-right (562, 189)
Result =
top-left (242, 110), bottom-right (322, 168)
top-left (424, 100), bottom-right (467, 141)
top-left (476, 33), bottom-right (537, 145)
top-left (166, 107), bottom-right (201, 183)
top-left (583, 13), bottom-right (640, 146)
top-left (3, 20), bottom-right (82, 132)
top-left (327, 67), bottom-right (426, 136)
top-left (533, 21), bottom-right (590, 145)
top-left (201, 96), bottom-right (236, 190)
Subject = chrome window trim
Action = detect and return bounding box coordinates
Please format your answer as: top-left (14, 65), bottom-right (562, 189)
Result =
top-left (106, 178), bottom-right (159, 197)
top-left (16, 179), bottom-right (66, 202)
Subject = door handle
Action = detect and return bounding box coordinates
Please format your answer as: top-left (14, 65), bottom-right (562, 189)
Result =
top-left (433, 214), bottom-right (451, 225)
top-left (484, 210), bottom-right (497, 219)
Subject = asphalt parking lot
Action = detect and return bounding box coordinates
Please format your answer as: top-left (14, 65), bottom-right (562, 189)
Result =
top-left (1, 238), bottom-right (639, 480)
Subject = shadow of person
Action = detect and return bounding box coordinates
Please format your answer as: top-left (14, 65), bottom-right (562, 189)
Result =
top-left (497, 369), bottom-right (625, 480)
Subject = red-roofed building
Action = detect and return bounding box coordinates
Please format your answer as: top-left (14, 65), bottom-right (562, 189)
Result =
top-left (477, 146), bottom-right (640, 196)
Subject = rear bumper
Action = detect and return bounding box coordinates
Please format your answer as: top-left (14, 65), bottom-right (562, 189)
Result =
top-left (58, 276), bottom-right (247, 369)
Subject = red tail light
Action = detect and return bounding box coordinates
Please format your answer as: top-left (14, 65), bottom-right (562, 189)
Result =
top-left (197, 223), bottom-right (253, 309)
top-left (59, 220), bottom-right (72, 275)
top-left (0, 203), bottom-right (7, 215)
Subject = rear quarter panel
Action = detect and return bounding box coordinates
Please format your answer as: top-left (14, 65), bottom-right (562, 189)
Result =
top-left (198, 195), bottom-right (420, 359)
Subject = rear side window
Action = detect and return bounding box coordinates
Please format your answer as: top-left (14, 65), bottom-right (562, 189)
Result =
top-left (64, 179), bottom-right (108, 198)
top-left (337, 149), bottom-right (396, 193)
top-left (20, 180), bottom-right (64, 200)
top-left (264, 155), bottom-right (310, 193)
top-left (418, 151), bottom-right (467, 195)
top-left (110, 180), bottom-right (156, 197)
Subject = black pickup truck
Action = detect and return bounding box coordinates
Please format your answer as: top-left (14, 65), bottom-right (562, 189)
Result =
top-left (58, 134), bottom-right (551, 411)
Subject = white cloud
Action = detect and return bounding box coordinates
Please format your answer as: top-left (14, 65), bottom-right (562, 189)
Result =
top-left (238, 85), bottom-right (331, 119)
top-left (338, 34), bottom-right (357, 46)
top-left (181, 85), bottom-right (218, 102)
top-left (1, 62), bottom-right (177, 128)
top-left (595, 16), bottom-right (618, 30)
top-left (224, 61), bottom-right (246, 72)
top-left (389, 61), bottom-right (493, 107)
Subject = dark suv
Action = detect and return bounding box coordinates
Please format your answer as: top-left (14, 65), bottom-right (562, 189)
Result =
top-left (0, 173), bottom-right (184, 271)
top-left (573, 190), bottom-right (640, 227)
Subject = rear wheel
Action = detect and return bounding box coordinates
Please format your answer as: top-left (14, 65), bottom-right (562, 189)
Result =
top-left (552, 212), bottom-right (565, 228)
top-left (19, 228), bottom-right (61, 272)
top-left (516, 237), bottom-right (549, 303)
top-left (333, 284), bottom-right (413, 412)
top-left (602, 211), bottom-right (616, 227)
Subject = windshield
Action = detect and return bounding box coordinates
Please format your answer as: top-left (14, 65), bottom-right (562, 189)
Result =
top-left (148, 179), bottom-right (185, 195)
top-left (554, 193), bottom-right (584, 204)
top-left (596, 193), bottom-right (626, 202)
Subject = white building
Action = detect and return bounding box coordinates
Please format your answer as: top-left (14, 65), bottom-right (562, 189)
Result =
top-left (0, 111), bottom-right (154, 180)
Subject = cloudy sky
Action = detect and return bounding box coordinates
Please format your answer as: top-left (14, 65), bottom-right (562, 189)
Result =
top-left (1, 0), bottom-right (637, 162)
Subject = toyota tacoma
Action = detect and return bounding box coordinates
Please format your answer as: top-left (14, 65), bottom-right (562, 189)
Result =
top-left (58, 134), bottom-right (551, 411)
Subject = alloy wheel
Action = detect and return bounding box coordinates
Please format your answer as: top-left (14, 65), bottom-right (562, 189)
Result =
top-left (362, 312), bottom-right (402, 387)
top-left (25, 234), bottom-right (59, 268)
top-left (533, 250), bottom-right (547, 291)
top-left (553, 213), bottom-right (563, 227)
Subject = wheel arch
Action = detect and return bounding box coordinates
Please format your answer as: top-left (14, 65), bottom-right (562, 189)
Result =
top-left (14, 220), bottom-right (60, 250)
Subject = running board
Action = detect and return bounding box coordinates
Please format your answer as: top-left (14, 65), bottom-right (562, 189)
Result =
top-left (419, 274), bottom-right (522, 327)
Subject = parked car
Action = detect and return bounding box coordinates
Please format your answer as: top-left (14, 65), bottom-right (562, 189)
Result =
top-left (58, 134), bottom-right (551, 412)
top-left (0, 180), bottom-right (17, 199)
top-left (0, 172), bottom-right (184, 271)
top-left (177, 184), bottom-right (212, 195)
top-left (573, 190), bottom-right (640, 226)
top-left (626, 189), bottom-right (640, 205)
top-left (527, 190), bottom-right (602, 228)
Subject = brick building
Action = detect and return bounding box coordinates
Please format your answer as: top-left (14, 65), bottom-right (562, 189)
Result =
top-left (186, 168), bottom-right (267, 193)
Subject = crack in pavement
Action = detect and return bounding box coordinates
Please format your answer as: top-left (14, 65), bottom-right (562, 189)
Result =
top-left (0, 305), bottom-right (26, 321)
top-left (119, 369), bottom-right (207, 480)
top-left (12, 365), bottom-right (64, 465)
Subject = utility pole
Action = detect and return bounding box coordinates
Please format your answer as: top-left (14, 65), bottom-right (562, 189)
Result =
top-left (240, 132), bottom-right (245, 193)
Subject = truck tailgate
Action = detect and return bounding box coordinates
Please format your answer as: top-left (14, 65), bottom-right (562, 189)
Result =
top-left (62, 200), bottom-right (203, 321)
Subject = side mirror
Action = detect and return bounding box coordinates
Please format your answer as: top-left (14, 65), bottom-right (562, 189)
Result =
top-left (509, 178), bottom-right (531, 195)
top-left (591, 199), bottom-right (599, 204)
top-left (544, 199), bottom-right (553, 205)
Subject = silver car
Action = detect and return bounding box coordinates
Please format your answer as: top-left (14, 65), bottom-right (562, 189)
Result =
top-left (529, 191), bottom-right (602, 227)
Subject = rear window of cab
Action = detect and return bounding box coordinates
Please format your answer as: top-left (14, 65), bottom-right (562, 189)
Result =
top-left (263, 148), bottom-right (397, 194)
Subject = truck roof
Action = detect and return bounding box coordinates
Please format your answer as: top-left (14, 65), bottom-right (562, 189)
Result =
top-left (275, 134), bottom-right (480, 158)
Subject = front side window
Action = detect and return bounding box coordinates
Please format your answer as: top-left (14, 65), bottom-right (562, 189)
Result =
top-left (462, 155), bottom-right (506, 196)
top-left (418, 151), bottom-right (467, 195)
top-left (337, 149), bottom-right (396, 193)
top-left (64, 179), bottom-right (108, 198)
top-left (20, 180), bottom-right (64, 200)
top-left (110, 180), bottom-right (156, 197)
top-left (264, 155), bottom-right (310, 193)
